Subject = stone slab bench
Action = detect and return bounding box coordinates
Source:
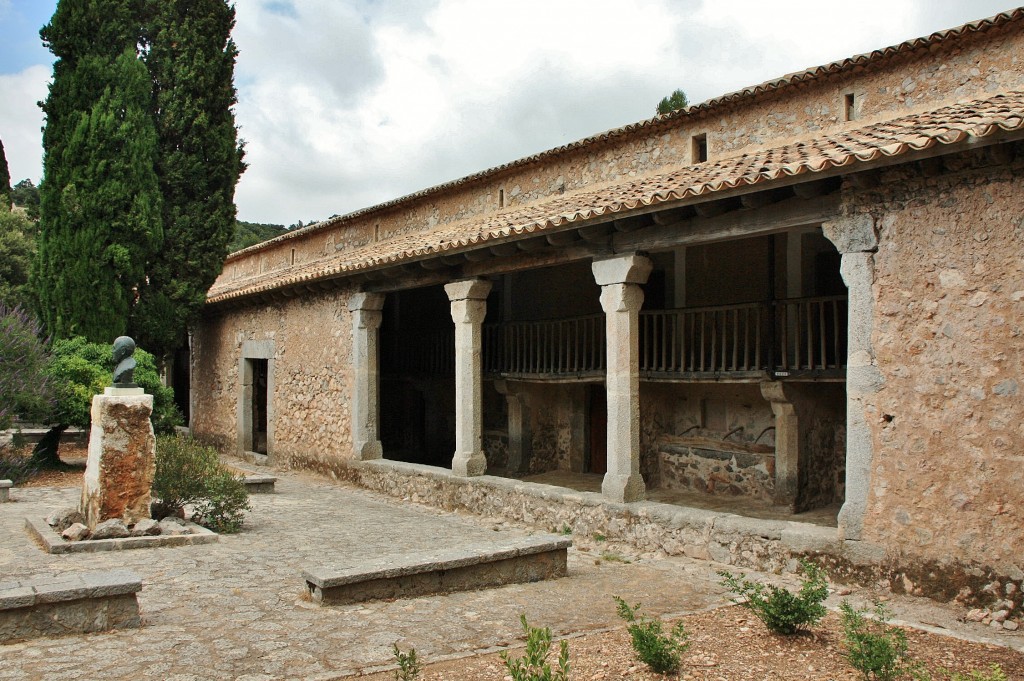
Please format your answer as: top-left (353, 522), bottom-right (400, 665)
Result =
top-left (240, 473), bottom-right (276, 494)
top-left (0, 479), bottom-right (11, 503)
top-left (303, 534), bottom-right (571, 605)
top-left (25, 517), bottom-right (218, 554)
top-left (0, 569), bottom-right (142, 642)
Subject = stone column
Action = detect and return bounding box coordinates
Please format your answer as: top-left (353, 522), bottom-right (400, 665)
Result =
top-left (823, 213), bottom-right (883, 541)
top-left (760, 381), bottom-right (817, 511)
top-left (349, 292), bottom-right (386, 460)
top-left (593, 254), bottom-right (652, 503)
top-left (445, 279), bottom-right (493, 476)
top-left (494, 380), bottom-right (532, 475)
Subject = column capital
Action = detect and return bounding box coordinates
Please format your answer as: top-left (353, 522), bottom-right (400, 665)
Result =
top-left (592, 254), bottom-right (653, 287)
top-left (599, 283), bottom-right (645, 314)
top-left (348, 291), bottom-right (386, 312)
top-left (445, 278), bottom-right (492, 302)
top-left (822, 213), bottom-right (877, 254)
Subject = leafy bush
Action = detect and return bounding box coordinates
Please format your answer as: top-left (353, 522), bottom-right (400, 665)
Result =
top-left (718, 559), bottom-right (829, 635)
top-left (392, 643), bottom-right (421, 681)
top-left (614, 596), bottom-right (689, 674)
top-left (193, 467), bottom-right (250, 533)
top-left (840, 601), bottom-right (913, 681)
top-left (153, 435), bottom-right (250, 533)
top-left (500, 614), bottom-right (569, 681)
top-left (44, 336), bottom-right (181, 433)
top-left (0, 303), bottom-right (51, 429)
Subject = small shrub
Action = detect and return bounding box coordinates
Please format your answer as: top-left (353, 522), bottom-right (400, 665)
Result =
top-left (718, 559), bottom-right (829, 635)
top-left (0, 445), bottom-right (40, 484)
top-left (614, 597), bottom-right (689, 674)
top-left (840, 601), bottom-right (913, 681)
top-left (152, 434), bottom-right (251, 533)
top-left (500, 614), bottom-right (569, 681)
top-left (192, 467), bottom-right (250, 533)
top-left (392, 643), bottom-right (420, 681)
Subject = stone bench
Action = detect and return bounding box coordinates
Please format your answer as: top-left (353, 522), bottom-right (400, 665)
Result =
top-left (0, 570), bottom-right (142, 642)
top-left (0, 479), bottom-right (11, 503)
top-left (241, 473), bottom-right (276, 494)
top-left (303, 534), bottom-right (571, 606)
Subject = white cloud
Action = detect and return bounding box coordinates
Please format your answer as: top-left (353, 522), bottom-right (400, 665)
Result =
top-left (0, 0), bottom-right (1016, 224)
top-left (0, 64), bottom-right (48, 183)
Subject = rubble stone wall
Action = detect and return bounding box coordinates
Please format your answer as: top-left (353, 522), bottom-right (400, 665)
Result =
top-left (192, 286), bottom-right (358, 467)
top-left (850, 148), bottom-right (1024, 574)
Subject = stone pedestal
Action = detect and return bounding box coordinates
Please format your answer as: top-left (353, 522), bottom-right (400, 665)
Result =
top-left (80, 387), bottom-right (156, 530)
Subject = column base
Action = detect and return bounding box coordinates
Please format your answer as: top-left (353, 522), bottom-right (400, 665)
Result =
top-left (355, 440), bottom-right (383, 461)
top-left (452, 451), bottom-right (487, 477)
top-left (601, 472), bottom-right (646, 503)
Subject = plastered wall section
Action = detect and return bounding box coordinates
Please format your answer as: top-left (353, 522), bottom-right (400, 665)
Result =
top-left (191, 288), bottom-right (358, 467)
top-left (213, 25), bottom-right (1024, 297)
top-left (854, 152), bottom-right (1024, 572)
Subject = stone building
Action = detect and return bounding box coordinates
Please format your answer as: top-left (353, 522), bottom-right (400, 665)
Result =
top-left (193, 11), bottom-right (1023, 601)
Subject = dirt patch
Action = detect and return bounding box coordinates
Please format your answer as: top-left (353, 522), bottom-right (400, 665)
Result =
top-left (357, 606), bottom-right (1022, 680)
top-left (3, 443), bottom-right (86, 488)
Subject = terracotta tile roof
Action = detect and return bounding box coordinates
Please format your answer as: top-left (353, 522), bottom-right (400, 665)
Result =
top-left (207, 92), bottom-right (1024, 305)
top-left (225, 8), bottom-right (1024, 262)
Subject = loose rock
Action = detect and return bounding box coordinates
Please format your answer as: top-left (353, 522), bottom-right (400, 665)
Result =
top-left (91, 518), bottom-right (130, 540)
top-left (61, 522), bottom-right (90, 541)
top-left (46, 507), bottom-right (85, 532)
top-left (131, 518), bottom-right (161, 536)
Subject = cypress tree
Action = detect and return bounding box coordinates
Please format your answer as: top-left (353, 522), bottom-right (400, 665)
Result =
top-left (35, 0), bottom-right (162, 342)
top-left (131, 0), bottom-right (245, 358)
top-left (0, 137), bottom-right (11, 209)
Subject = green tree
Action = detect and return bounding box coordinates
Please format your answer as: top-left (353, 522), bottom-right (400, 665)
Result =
top-left (0, 209), bottom-right (37, 309)
top-left (35, 0), bottom-right (162, 344)
top-left (130, 0), bottom-right (245, 360)
top-left (229, 220), bottom-right (287, 252)
top-left (656, 88), bottom-right (689, 115)
top-left (0, 137), bottom-right (11, 210)
top-left (11, 180), bottom-right (41, 220)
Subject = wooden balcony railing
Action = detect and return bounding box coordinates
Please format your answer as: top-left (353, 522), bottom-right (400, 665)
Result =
top-left (387, 296), bottom-right (847, 380)
top-left (483, 314), bottom-right (605, 376)
top-left (639, 302), bottom-right (765, 374)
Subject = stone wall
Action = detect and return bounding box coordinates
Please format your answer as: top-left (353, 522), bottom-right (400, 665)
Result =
top-left (641, 383), bottom-right (777, 499)
top-left (192, 286), bottom-right (358, 468)
top-left (850, 146), bottom-right (1024, 574)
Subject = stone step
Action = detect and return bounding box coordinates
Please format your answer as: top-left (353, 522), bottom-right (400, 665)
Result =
top-left (303, 534), bottom-right (570, 605)
top-left (0, 569), bottom-right (142, 642)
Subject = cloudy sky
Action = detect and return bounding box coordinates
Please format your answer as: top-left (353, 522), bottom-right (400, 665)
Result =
top-left (0, 0), bottom-right (1016, 225)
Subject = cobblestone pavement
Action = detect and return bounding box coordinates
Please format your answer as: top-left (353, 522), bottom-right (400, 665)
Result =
top-left (1, 466), bottom-right (1018, 680)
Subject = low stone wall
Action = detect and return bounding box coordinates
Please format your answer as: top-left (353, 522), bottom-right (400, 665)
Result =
top-left (314, 458), bottom-right (1022, 616)
top-left (0, 570), bottom-right (142, 642)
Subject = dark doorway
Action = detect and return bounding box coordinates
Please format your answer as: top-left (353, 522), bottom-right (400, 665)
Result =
top-left (380, 286), bottom-right (456, 467)
top-left (250, 358), bottom-right (268, 455)
top-left (172, 345), bottom-right (190, 423)
top-left (588, 385), bottom-right (607, 474)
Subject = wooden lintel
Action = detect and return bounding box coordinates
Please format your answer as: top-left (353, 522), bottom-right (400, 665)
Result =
top-left (441, 254), bottom-right (465, 266)
top-left (792, 180), bottom-right (829, 198)
top-left (578, 223), bottom-right (614, 244)
top-left (546, 230), bottom-right (580, 246)
top-left (613, 215), bottom-right (651, 232)
top-left (463, 244), bottom-right (602, 278)
top-left (694, 200), bottom-right (728, 218)
top-left (516, 237), bottom-right (547, 252)
top-left (652, 206), bottom-right (694, 225)
top-left (419, 258), bottom-right (448, 270)
top-left (740, 192), bottom-right (774, 210)
top-left (490, 242), bottom-right (519, 257)
top-left (464, 249), bottom-right (493, 262)
top-left (612, 193), bottom-right (840, 252)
